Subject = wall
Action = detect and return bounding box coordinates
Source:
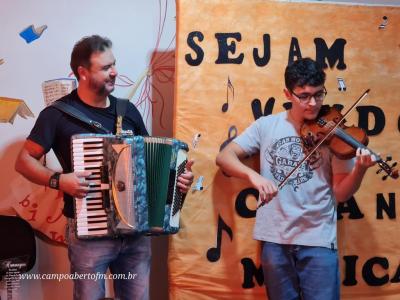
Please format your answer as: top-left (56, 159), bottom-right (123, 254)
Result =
top-left (0, 1), bottom-right (176, 299)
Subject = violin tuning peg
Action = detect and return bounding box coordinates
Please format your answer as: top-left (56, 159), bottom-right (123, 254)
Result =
top-left (385, 155), bottom-right (392, 162)
top-left (376, 169), bottom-right (383, 174)
top-left (392, 162), bottom-right (397, 167)
top-left (382, 175), bottom-right (388, 181)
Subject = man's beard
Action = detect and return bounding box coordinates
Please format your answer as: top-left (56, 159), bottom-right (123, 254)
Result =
top-left (89, 78), bottom-right (114, 96)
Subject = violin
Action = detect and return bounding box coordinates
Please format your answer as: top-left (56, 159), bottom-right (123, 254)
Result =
top-left (301, 105), bottom-right (368, 160)
top-left (256, 89), bottom-right (398, 209)
top-left (301, 105), bottom-right (398, 180)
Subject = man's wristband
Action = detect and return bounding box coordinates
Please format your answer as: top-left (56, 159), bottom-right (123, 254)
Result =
top-left (49, 172), bottom-right (61, 190)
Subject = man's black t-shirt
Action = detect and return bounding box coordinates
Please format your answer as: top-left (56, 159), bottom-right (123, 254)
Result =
top-left (28, 89), bottom-right (148, 218)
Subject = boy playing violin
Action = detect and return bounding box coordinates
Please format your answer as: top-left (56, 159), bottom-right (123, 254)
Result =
top-left (216, 58), bottom-right (376, 300)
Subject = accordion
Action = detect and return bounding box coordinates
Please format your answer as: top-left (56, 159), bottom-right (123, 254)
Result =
top-left (71, 133), bottom-right (189, 239)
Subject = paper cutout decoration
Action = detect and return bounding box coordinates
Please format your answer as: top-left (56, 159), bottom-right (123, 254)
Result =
top-left (192, 175), bottom-right (204, 191)
top-left (42, 78), bottom-right (77, 106)
top-left (221, 76), bottom-right (235, 113)
top-left (337, 77), bottom-right (347, 91)
top-left (192, 133), bottom-right (201, 149)
top-left (0, 97), bottom-right (34, 124)
top-left (14, 187), bottom-right (66, 245)
top-left (19, 24), bottom-right (47, 43)
top-left (378, 16), bottom-right (388, 29)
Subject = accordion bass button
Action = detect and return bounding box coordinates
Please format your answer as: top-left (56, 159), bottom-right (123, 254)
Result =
top-left (116, 181), bottom-right (126, 192)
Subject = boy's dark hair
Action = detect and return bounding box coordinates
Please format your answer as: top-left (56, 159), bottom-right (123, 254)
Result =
top-left (70, 35), bottom-right (112, 80)
top-left (284, 58), bottom-right (326, 91)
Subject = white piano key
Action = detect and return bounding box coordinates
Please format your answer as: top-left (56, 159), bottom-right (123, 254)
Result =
top-left (85, 192), bottom-right (103, 198)
top-left (75, 203), bottom-right (103, 210)
top-left (76, 216), bottom-right (108, 223)
top-left (73, 163), bottom-right (101, 168)
top-left (73, 166), bottom-right (102, 172)
top-left (73, 143), bottom-right (103, 149)
top-left (74, 156), bottom-right (103, 162)
top-left (77, 210), bottom-right (107, 217)
top-left (78, 222), bottom-right (108, 229)
top-left (73, 138), bottom-right (104, 144)
top-left (73, 151), bottom-right (104, 157)
top-left (86, 179), bottom-right (102, 185)
top-left (77, 229), bottom-right (109, 236)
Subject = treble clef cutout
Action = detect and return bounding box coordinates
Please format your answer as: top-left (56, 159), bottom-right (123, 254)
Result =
top-left (219, 125), bottom-right (238, 152)
top-left (206, 215), bottom-right (233, 262)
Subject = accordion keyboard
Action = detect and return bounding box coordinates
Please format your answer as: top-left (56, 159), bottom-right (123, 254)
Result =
top-left (72, 137), bottom-right (109, 237)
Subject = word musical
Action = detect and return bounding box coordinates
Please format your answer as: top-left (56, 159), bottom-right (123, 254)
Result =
top-left (337, 77), bottom-right (346, 91)
top-left (185, 32), bottom-right (347, 70)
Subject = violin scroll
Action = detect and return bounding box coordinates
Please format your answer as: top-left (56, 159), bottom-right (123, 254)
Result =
top-left (376, 155), bottom-right (398, 180)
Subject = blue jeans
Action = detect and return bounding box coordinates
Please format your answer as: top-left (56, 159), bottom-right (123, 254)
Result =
top-left (261, 241), bottom-right (339, 300)
top-left (66, 219), bottom-right (151, 300)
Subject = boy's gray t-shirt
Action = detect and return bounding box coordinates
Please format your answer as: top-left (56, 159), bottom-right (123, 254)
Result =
top-left (234, 111), bottom-right (353, 249)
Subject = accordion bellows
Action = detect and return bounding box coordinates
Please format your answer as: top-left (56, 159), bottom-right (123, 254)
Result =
top-left (71, 134), bottom-right (189, 239)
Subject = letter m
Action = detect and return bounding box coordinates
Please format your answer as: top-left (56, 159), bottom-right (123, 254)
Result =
top-left (314, 38), bottom-right (347, 70)
top-left (241, 258), bottom-right (264, 288)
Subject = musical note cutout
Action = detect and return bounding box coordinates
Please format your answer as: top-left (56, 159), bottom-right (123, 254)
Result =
top-left (378, 16), bottom-right (388, 30)
top-left (221, 76), bottom-right (235, 112)
top-left (337, 77), bottom-right (347, 92)
top-left (192, 176), bottom-right (204, 191)
top-left (192, 133), bottom-right (202, 149)
top-left (219, 125), bottom-right (238, 152)
top-left (19, 24), bottom-right (47, 43)
top-left (206, 215), bottom-right (233, 262)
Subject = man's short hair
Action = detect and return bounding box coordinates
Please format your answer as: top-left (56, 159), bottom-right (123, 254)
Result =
top-left (70, 35), bottom-right (112, 80)
top-left (284, 58), bottom-right (326, 91)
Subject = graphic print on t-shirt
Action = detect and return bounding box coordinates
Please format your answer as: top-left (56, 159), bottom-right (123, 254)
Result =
top-left (266, 136), bottom-right (322, 191)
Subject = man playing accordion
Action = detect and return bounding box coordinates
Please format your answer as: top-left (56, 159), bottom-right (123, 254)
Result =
top-left (15, 35), bottom-right (194, 300)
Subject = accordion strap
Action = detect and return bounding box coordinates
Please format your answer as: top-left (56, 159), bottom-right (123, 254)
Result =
top-left (51, 101), bottom-right (111, 134)
top-left (115, 99), bottom-right (129, 135)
